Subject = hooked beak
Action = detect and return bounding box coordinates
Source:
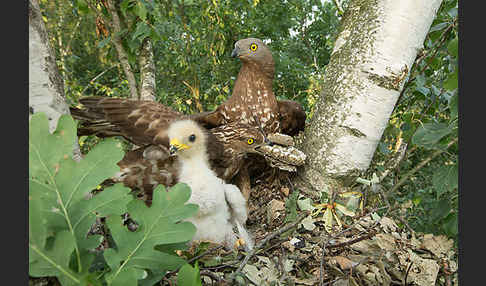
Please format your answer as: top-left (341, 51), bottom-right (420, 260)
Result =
top-left (249, 137), bottom-right (272, 155)
top-left (231, 46), bottom-right (240, 58)
top-left (264, 136), bottom-right (273, 146)
top-left (169, 139), bottom-right (190, 155)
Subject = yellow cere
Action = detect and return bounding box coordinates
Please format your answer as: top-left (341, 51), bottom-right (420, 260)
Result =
top-left (170, 138), bottom-right (190, 150)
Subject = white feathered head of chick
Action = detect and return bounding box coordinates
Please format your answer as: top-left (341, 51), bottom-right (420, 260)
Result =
top-left (168, 120), bottom-right (208, 159)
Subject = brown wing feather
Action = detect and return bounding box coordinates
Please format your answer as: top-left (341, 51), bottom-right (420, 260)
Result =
top-left (277, 100), bottom-right (306, 136)
top-left (115, 145), bottom-right (180, 205)
top-left (192, 99), bottom-right (307, 137)
top-left (75, 96), bottom-right (182, 146)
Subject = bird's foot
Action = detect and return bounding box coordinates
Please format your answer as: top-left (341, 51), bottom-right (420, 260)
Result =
top-left (234, 238), bottom-right (249, 251)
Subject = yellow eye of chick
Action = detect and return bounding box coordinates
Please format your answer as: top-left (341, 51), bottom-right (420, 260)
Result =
top-left (250, 43), bottom-right (258, 51)
top-left (247, 138), bottom-right (254, 145)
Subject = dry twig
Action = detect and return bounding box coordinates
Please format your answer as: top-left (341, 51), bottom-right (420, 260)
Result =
top-left (404, 262), bottom-right (413, 286)
top-left (229, 214), bottom-right (307, 282)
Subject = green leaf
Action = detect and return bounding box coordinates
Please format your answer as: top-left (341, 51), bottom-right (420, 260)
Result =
top-left (104, 184), bottom-right (197, 285)
top-left (297, 197), bottom-right (315, 211)
top-left (447, 7), bottom-right (458, 18)
top-left (447, 37), bottom-right (458, 58)
top-left (29, 113), bottom-right (76, 179)
top-left (105, 267), bottom-right (138, 286)
top-left (431, 199), bottom-right (451, 222)
top-left (98, 37), bottom-right (112, 49)
top-left (120, 0), bottom-right (134, 16)
top-left (378, 141), bottom-right (391, 155)
top-left (415, 74), bottom-right (426, 88)
top-left (335, 203), bottom-right (355, 217)
top-left (132, 22), bottom-right (151, 41)
top-left (138, 269), bottom-right (169, 286)
top-left (284, 191), bottom-right (299, 223)
top-left (57, 139), bottom-right (126, 209)
top-left (442, 213), bottom-right (458, 237)
top-left (412, 122), bottom-right (453, 149)
top-left (29, 231), bottom-right (80, 283)
top-left (75, 0), bottom-right (90, 14)
top-left (432, 164), bottom-right (458, 198)
top-left (29, 112), bottom-right (126, 280)
top-left (70, 183), bottom-right (132, 250)
top-left (443, 68), bottom-right (458, 91)
top-left (135, 1), bottom-right (148, 21)
top-left (29, 186), bottom-right (47, 264)
top-left (429, 22), bottom-right (448, 33)
top-left (177, 263), bottom-right (202, 286)
top-left (415, 86), bottom-right (429, 97)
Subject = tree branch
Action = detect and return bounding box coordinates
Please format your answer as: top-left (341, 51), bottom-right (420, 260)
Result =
top-left (332, 0), bottom-right (344, 15)
top-left (81, 66), bottom-right (117, 95)
top-left (106, 0), bottom-right (139, 99)
top-left (139, 38), bottom-right (156, 101)
top-left (388, 137), bottom-right (458, 195)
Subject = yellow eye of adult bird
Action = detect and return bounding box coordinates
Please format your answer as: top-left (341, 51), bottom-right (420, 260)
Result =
top-left (250, 43), bottom-right (258, 51)
top-left (247, 138), bottom-right (254, 145)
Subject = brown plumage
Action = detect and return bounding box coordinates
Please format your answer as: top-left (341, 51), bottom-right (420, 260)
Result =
top-left (200, 38), bottom-right (281, 135)
top-left (277, 100), bottom-right (306, 136)
top-left (71, 97), bottom-right (268, 203)
top-left (199, 38), bottom-right (306, 138)
top-left (72, 96), bottom-right (185, 147)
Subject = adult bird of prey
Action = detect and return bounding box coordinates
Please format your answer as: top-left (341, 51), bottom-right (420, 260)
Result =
top-left (198, 38), bottom-right (282, 135)
top-left (197, 38), bottom-right (308, 198)
top-left (167, 119), bottom-right (253, 250)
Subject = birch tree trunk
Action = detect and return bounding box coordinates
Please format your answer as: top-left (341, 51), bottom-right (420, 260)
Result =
top-left (29, 0), bottom-right (81, 161)
top-left (298, 0), bottom-right (443, 192)
top-left (139, 38), bottom-right (157, 101)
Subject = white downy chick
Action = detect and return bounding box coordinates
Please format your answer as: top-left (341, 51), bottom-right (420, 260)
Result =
top-left (167, 120), bottom-right (253, 250)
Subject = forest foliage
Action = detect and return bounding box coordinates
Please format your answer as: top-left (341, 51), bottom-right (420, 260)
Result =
top-left (33, 0), bottom-right (458, 283)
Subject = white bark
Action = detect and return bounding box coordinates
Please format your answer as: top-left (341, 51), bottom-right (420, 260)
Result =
top-left (29, 0), bottom-right (69, 131)
top-left (299, 0), bottom-right (443, 190)
top-left (139, 38), bottom-right (157, 102)
top-left (29, 0), bottom-right (81, 160)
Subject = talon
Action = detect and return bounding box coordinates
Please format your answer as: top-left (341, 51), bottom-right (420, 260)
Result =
top-left (234, 238), bottom-right (246, 249)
